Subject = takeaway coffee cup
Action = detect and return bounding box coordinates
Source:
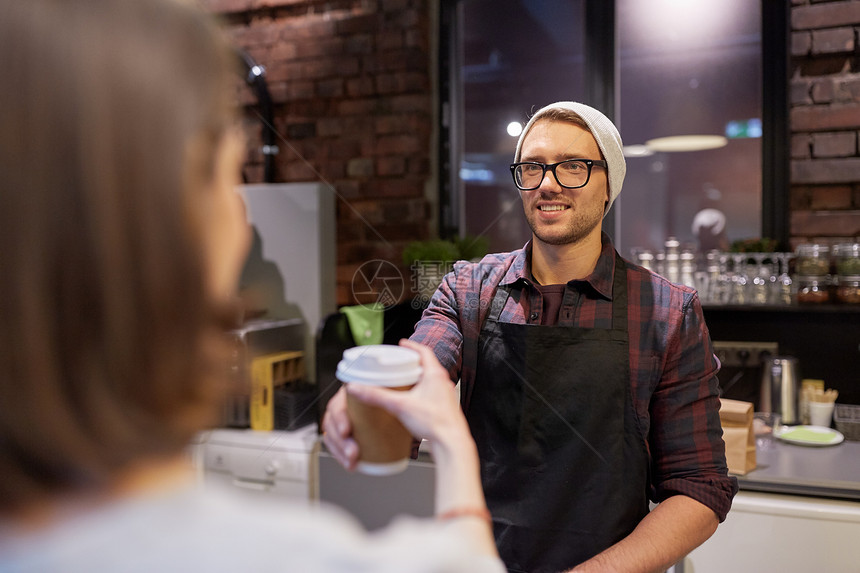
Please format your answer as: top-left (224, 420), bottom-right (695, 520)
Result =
top-left (337, 345), bottom-right (422, 475)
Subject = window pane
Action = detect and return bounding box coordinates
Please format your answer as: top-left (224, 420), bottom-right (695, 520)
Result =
top-left (460, 0), bottom-right (586, 253)
top-left (616, 0), bottom-right (762, 255)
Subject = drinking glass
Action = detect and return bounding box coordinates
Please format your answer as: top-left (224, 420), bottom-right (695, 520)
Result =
top-left (729, 253), bottom-right (750, 304)
top-left (750, 252), bottom-right (771, 305)
top-left (771, 252), bottom-right (794, 305)
top-left (711, 252), bottom-right (732, 304)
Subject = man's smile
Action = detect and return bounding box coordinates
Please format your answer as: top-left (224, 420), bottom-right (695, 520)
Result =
top-left (537, 203), bottom-right (570, 213)
top-left (537, 203), bottom-right (570, 212)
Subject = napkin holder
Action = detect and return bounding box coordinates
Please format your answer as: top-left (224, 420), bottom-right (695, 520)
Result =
top-left (719, 398), bottom-right (756, 475)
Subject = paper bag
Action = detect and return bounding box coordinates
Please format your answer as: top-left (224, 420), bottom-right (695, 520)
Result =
top-left (719, 399), bottom-right (756, 475)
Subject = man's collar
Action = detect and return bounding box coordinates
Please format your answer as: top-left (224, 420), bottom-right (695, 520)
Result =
top-left (588, 234), bottom-right (616, 300)
top-left (502, 234), bottom-right (616, 300)
top-left (499, 242), bottom-right (531, 287)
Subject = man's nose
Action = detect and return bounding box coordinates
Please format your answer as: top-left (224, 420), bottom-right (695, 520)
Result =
top-left (539, 169), bottom-right (564, 193)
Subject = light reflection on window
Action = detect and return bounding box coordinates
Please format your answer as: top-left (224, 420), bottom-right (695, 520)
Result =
top-left (460, 0), bottom-right (586, 253)
top-left (455, 0), bottom-right (762, 257)
top-left (616, 0), bottom-right (762, 256)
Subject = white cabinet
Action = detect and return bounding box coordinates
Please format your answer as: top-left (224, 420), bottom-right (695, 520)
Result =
top-left (683, 490), bottom-right (860, 572)
top-left (191, 426), bottom-right (319, 505)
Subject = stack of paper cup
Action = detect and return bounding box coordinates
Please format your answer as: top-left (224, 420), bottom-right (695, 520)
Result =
top-left (809, 401), bottom-right (836, 427)
top-left (337, 345), bottom-right (422, 475)
top-left (805, 385), bottom-right (838, 428)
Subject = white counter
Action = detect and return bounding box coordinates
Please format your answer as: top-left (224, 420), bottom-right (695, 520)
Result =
top-left (684, 490), bottom-right (860, 572)
top-left (683, 437), bottom-right (860, 572)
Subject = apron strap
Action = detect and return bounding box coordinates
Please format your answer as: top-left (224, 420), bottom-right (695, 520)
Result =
top-left (611, 252), bottom-right (628, 334)
top-left (462, 284), bottom-right (509, 412)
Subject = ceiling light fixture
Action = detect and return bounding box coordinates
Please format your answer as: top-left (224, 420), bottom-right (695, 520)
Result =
top-left (644, 135), bottom-right (728, 152)
top-left (623, 144), bottom-right (654, 158)
top-left (507, 121), bottom-right (523, 137)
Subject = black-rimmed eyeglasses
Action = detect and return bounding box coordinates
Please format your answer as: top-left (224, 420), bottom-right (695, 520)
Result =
top-left (509, 159), bottom-right (607, 191)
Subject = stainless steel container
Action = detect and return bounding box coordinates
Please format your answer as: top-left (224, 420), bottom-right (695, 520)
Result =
top-left (760, 356), bottom-right (801, 425)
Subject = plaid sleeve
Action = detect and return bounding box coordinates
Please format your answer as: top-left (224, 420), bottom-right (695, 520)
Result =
top-left (410, 255), bottom-right (514, 391)
top-left (410, 268), bottom-right (465, 383)
top-left (649, 290), bottom-right (739, 521)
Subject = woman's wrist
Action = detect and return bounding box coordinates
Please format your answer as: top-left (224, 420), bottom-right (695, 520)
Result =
top-left (426, 416), bottom-right (472, 454)
top-left (427, 424), bottom-right (478, 472)
top-left (430, 430), bottom-right (485, 510)
top-left (437, 505), bottom-right (492, 523)
top-left (426, 415), bottom-right (498, 558)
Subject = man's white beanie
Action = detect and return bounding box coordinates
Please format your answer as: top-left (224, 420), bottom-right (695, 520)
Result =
top-left (513, 101), bottom-right (626, 217)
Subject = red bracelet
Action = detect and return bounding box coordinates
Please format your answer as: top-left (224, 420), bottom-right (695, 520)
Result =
top-left (437, 506), bottom-right (492, 523)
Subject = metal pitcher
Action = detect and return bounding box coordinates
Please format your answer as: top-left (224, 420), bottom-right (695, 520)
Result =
top-left (760, 356), bottom-right (801, 425)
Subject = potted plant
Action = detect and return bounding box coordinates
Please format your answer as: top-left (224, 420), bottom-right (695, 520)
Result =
top-left (402, 235), bottom-right (489, 301)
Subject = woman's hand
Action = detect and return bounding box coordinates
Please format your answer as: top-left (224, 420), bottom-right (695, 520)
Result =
top-left (326, 339), bottom-right (497, 559)
top-left (343, 339), bottom-right (468, 446)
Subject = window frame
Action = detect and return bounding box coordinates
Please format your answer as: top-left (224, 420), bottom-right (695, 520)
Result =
top-left (437, 0), bottom-right (790, 249)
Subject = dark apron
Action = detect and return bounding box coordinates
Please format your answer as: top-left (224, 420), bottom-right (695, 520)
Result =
top-left (467, 254), bottom-right (649, 573)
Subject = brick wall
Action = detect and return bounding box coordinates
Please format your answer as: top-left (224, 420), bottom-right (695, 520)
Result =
top-left (203, 0), bottom-right (860, 306)
top-left (201, 0), bottom-right (435, 306)
top-left (790, 0), bottom-right (860, 246)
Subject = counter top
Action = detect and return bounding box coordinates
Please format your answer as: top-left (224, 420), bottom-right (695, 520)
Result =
top-left (736, 434), bottom-right (860, 501)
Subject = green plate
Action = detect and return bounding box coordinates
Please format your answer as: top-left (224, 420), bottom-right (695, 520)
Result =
top-left (776, 425), bottom-right (844, 447)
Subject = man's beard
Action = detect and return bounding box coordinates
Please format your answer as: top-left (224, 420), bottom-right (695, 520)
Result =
top-left (524, 199), bottom-right (604, 246)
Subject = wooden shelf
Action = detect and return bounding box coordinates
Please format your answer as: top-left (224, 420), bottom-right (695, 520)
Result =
top-left (703, 303), bottom-right (860, 314)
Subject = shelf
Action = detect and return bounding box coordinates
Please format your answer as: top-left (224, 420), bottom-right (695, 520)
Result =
top-left (702, 304), bottom-right (860, 314)
top-left (701, 303), bottom-right (860, 405)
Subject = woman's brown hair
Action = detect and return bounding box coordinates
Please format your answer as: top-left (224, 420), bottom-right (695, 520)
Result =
top-left (0, 0), bottom-right (238, 512)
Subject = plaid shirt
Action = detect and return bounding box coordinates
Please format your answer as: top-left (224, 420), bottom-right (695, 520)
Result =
top-left (410, 233), bottom-right (738, 522)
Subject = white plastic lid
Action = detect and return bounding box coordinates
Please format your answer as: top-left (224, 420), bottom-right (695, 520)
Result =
top-left (336, 344), bottom-right (422, 387)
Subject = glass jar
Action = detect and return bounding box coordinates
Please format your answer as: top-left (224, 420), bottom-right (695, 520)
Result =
top-left (835, 275), bottom-right (860, 305)
top-left (795, 275), bottom-right (830, 304)
top-left (833, 243), bottom-right (860, 276)
top-left (631, 248), bottom-right (655, 271)
top-left (679, 251), bottom-right (696, 289)
top-left (795, 243), bottom-right (831, 276)
top-left (663, 237), bottom-right (681, 284)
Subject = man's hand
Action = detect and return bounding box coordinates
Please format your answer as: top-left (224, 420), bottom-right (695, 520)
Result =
top-left (321, 385), bottom-right (359, 471)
